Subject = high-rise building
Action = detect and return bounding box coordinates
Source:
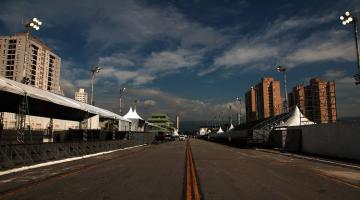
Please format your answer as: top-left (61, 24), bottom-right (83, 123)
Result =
top-left (245, 77), bottom-right (282, 122)
top-left (288, 78), bottom-right (336, 123)
top-left (245, 86), bottom-right (257, 122)
top-left (75, 88), bottom-right (88, 104)
top-left (0, 32), bottom-right (62, 95)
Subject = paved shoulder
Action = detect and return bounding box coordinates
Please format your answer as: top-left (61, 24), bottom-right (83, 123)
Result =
top-left (0, 142), bottom-right (186, 200)
top-left (190, 139), bottom-right (360, 200)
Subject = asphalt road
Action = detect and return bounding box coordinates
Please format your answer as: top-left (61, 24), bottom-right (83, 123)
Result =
top-left (0, 139), bottom-right (360, 200)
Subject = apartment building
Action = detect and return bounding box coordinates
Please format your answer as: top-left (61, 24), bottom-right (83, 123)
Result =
top-left (75, 88), bottom-right (88, 104)
top-left (245, 77), bottom-right (282, 122)
top-left (288, 78), bottom-right (336, 123)
top-left (0, 32), bottom-right (62, 95)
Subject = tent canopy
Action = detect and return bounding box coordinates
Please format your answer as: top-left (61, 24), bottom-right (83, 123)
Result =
top-left (276, 106), bottom-right (315, 127)
top-left (0, 76), bottom-right (130, 122)
top-left (123, 107), bottom-right (143, 120)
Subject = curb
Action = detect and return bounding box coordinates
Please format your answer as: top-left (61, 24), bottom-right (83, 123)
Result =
top-left (256, 148), bottom-right (360, 171)
top-left (0, 144), bottom-right (147, 177)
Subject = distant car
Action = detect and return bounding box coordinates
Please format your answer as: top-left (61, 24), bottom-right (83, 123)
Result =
top-left (179, 135), bottom-right (186, 141)
top-left (164, 134), bottom-right (174, 141)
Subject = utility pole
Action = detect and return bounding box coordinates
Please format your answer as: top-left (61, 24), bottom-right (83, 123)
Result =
top-left (235, 97), bottom-right (241, 125)
top-left (119, 88), bottom-right (126, 115)
top-left (277, 66), bottom-right (288, 113)
top-left (90, 66), bottom-right (101, 105)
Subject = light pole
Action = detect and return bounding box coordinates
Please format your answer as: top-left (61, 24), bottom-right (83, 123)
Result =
top-left (22, 17), bottom-right (42, 84)
top-left (90, 66), bottom-right (101, 105)
top-left (277, 66), bottom-right (288, 113)
top-left (235, 97), bottom-right (241, 125)
top-left (228, 104), bottom-right (232, 125)
top-left (340, 11), bottom-right (360, 85)
top-left (119, 87), bottom-right (126, 115)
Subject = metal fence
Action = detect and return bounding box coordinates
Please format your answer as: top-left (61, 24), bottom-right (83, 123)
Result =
top-left (0, 132), bottom-right (155, 170)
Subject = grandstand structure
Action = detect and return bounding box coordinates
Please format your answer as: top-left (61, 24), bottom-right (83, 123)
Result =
top-left (0, 76), bottom-right (131, 143)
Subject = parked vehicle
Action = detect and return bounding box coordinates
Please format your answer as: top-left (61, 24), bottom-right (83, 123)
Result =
top-left (164, 134), bottom-right (175, 141)
top-left (179, 135), bottom-right (186, 141)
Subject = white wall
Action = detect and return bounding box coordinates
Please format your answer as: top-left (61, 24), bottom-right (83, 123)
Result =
top-left (3, 112), bottom-right (79, 130)
top-left (291, 124), bottom-right (360, 160)
top-left (119, 120), bottom-right (130, 131)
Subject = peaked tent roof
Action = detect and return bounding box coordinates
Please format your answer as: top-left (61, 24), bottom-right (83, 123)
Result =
top-left (217, 127), bottom-right (224, 134)
top-left (123, 107), bottom-right (143, 120)
top-left (133, 108), bottom-right (143, 120)
top-left (228, 123), bottom-right (234, 131)
top-left (277, 106), bottom-right (315, 127)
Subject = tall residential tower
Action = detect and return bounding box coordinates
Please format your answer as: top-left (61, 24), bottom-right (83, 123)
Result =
top-left (288, 78), bottom-right (336, 123)
top-left (0, 32), bottom-right (62, 95)
top-left (245, 77), bottom-right (282, 122)
top-left (75, 88), bottom-right (88, 104)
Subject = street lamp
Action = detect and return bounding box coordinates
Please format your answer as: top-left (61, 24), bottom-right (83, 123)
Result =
top-left (119, 87), bottom-right (126, 115)
top-left (235, 97), bottom-right (241, 125)
top-left (21, 17), bottom-right (42, 84)
top-left (90, 66), bottom-right (101, 105)
top-left (277, 66), bottom-right (289, 113)
top-left (340, 11), bottom-right (360, 84)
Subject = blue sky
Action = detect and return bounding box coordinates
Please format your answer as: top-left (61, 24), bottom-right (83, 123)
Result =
top-left (1, 0), bottom-right (360, 121)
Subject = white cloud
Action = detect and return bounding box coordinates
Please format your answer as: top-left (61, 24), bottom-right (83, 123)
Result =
top-left (144, 48), bottom-right (203, 73)
top-left (206, 13), bottom-right (353, 75)
top-left (98, 53), bottom-right (136, 68)
top-left (214, 44), bottom-right (279, 67)
top-left (143, 99), bottom-right (156, 107)
top-left (94, 47), bottom-right (203, 85)
top-left (285, 30), bottom-right (354, 66)
top-left (263, 13), bottom-right (335, 39)
top-left (97, 67), bottom-right (155, 85)
top-left (323, 70), bottom-right (347, 79)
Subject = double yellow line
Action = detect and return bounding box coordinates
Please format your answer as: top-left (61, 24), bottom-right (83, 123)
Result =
top-left (185, 139), bottom-right (202, 200)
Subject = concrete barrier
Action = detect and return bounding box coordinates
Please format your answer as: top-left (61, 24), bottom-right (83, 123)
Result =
top-left (289, 123), bottom-right (360, 161)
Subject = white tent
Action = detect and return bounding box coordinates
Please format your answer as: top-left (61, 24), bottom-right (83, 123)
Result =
top-left (276, 106), bottom-right (315, 127)
top-left (217, 127), bottom-right (224, 134)
top-left (172, 129), bottom-right (179, 137)
top-left (123, 107), bottom-right (143, 120)
top-left (228, 123), bottom-right (234, 131)
top-left (123, 107), bottom-right (145, 131)
top-left (133, 108), bottom-right (143, 120)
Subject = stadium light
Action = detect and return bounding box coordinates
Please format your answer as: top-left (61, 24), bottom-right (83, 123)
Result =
top-left (340, 11), bottom-right (360, 85)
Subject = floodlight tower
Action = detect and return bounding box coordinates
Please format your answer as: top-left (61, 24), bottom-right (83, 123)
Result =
top-left (340, 11), bottom-right (360, 85)
top-left (277, 66), bottom-right (288, 113)
top-left (119, 87), bottom-right (126, 115)
top-left (22, 17), bottom-right (42, 84)
top-left (90, 66), bottom-right (101, 105)
top-left (235, 97), bottom-right (241, 125)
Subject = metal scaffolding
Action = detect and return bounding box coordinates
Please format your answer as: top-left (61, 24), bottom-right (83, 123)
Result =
top-left (16, 97), bottom-right (27, 143)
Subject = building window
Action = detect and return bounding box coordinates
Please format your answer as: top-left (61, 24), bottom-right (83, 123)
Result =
top-left (7, 49), bottom-right (15, 54)
top-left (6, 66), bottom-right (14, 70)
top-left (6, 60), bottom-right (14, 65)
top-left (7, 55), bottom-right (15, 59)
top-left (8, 44), bottom-right (16, 49)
